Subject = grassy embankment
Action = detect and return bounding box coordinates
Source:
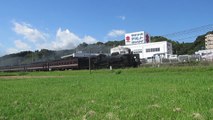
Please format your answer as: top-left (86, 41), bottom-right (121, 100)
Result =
top-left (0, 66), bottom-right (213, 119)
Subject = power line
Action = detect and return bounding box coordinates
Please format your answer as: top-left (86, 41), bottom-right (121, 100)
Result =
top-left (161, 24), bottom-right (213, 41)
top-left (175, 35), bottom-right (199, 41)
top-left (163, 24), bottom-right (213, 37)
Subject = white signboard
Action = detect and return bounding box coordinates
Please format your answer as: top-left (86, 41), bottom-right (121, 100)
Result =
top-left (125, 31), bottom-right (150, 45)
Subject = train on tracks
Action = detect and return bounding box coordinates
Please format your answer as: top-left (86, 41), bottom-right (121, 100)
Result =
top-left (0, 48), bottom-right (140, 72)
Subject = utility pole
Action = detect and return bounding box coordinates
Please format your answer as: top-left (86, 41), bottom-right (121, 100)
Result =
top-left (89, 50), bottom-right (91, 74)
top-left (31, 52), bottom-right (33, 63)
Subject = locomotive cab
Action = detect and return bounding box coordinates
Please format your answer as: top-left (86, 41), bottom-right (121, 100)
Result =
top-left (110, 46), bottom-right (131, 55)
top-left (110, 46), bottom-right (140, 68)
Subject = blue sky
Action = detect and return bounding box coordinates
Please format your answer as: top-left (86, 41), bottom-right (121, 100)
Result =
top-left (0, 0), bottom-right (213, 56)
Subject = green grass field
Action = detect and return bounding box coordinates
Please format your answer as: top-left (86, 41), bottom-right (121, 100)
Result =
top-left (1, 66), bottom-right (213, 120)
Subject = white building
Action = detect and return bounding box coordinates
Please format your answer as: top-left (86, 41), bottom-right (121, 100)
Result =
top-left (195, 49), bottom-right (213, 61)
top-left (195, 49), bottom-right (213, 56)
top-left (111, 31), bottom-right (173, 61)
top-left (111, 41), bottom-right (173, 60)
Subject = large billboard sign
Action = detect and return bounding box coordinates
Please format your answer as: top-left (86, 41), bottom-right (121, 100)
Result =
top-left (125, 31), bottom-right (150, 45)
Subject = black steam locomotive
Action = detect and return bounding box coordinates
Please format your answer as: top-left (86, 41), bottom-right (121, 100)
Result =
top-left (0, 50), bottom-right (140, 72)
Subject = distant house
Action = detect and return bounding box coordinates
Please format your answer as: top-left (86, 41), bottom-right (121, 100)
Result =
top-left (205, 34), bottom-right (213, 50)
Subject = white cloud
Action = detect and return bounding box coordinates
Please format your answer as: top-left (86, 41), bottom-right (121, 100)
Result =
top-left (0, 43), bottom-right (3, 56)
top-left (118, 16), bottom-right (126, 21)
top-left (108, 29), bottom-right (126, 37)
top-left (10, 21), bottom-right (100, 53)
top-left (6, 48), bottom-right (19, 54)
top-left (83, 36), bottom-right (97, 44)
top-left (6, 40), bottom-right (31, 54)
top-left (13, 22), bottom-right (47, 43)
top-left (51, 28), bottom-right (81, 50)
top-left (40, 28), bottom-right (98, 50)
top-left (14, 40), bottom-right (31, 50)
